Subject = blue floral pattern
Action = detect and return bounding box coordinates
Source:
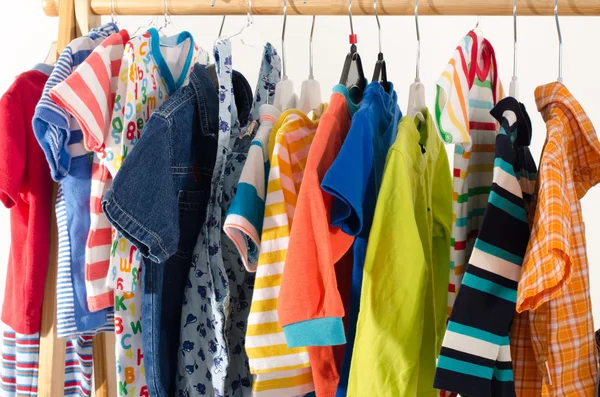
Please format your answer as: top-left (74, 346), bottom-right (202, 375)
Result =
top-left (176, 41), bottom-right (281, 396)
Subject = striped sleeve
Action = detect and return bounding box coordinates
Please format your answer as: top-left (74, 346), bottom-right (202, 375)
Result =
top-left (434, 97), bottom-right (537, 397)
top-left (50, 30), bottom-right (129, 152)
top-left (223, 140), bottom-right (268, 272)
top-left (435, 32), bottom-right (477, 145)
top-left (32, 22), bottom-right (118, 181)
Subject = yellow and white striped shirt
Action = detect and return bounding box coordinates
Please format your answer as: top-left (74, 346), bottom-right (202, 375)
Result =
top-left (246, 109), bottom-right (321, 396)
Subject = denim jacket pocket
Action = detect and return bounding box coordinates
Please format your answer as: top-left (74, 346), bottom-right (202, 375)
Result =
top-left (175, 189), bottom-right (210, 259)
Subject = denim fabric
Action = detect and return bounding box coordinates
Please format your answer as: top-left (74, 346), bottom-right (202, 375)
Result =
top-left (176, 42), bottom-right (281, 397)
top-left (62, 155), bottom-right (110, 332)
top-left (102, 63), bottom-right (256, 396)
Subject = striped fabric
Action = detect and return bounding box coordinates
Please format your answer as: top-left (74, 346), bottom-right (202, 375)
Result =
top-left (51, 30), bottom-right (130, 311)
top-left (246, 110), bottom-right (320, 396)
top-left (1, 327), bottom-right (39, 396)
top-left (223, 105), bottom-right (280, 272)
top-left (55, 183), bottom-right (114, 338)
top-left (435, 30), bottom-right (504, 318)
top-left (63, 336), bottom-right (94, 397)
top-left (512, 83), bottom-right (600, 397)
top-left (434, 97), bottom-right (537, 397)
top-left (32, 22), bottom-right (118, 182)
top-left (0, 326), bottom-right (97, 397)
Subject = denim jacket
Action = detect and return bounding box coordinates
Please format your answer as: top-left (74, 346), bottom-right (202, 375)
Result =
top-left (103, 63), bottom-right (253, 396)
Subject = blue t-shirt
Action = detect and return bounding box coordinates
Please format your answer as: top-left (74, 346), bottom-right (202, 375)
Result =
top-left (321, 81), bottom-right (401, 397)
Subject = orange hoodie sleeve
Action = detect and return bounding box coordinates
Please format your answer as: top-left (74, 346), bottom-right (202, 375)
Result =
top-left (277, 95), bottom-right (354, 347)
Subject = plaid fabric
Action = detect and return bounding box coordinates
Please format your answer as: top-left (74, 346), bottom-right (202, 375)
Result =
top-left (512, 82), bottom-right (600, 396)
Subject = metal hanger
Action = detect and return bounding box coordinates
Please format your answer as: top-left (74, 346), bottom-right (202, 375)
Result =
top-left (555, 0), bottom-right (563, 83)
top-left (339, 0), bottom-right (366, 96)
top-left (407, 0), bottom-right (425, 123)
top-left (212, 0), bottom-right (227, 38)
top-left (509, 0), bottom-right (518, 98)
top-left (298, 4), bottom-right (322, 115)
top-left (110, 0), bottom-right (119, 25)
top-left (273, 0), bottom-right (297, 111)
top-left (371, 0), bottom-right (389, 91)
top-left (157, 0), bottom-right (174, 35)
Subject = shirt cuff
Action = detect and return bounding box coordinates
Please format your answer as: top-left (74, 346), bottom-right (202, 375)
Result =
top-left (283, 317), bottom-right (346, 348)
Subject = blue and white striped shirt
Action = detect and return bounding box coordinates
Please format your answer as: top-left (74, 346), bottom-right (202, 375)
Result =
top-left (33, 22), bottom-right (118, 181)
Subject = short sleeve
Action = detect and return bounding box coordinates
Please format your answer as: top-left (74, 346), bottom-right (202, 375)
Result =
top-left (321, 112), bottom-right (373, 236)
top-left (348, 149), bottom-right (427, 396)
top-left (0, 93), bottom-right (25, 208)
top-left (278, 118), bottom-right (351, 346)
top-left (435, 34), bottom-right (475, 145)
top-left (50, 31), bottom-right (128, 152)
top-left (102, 114), bottom-right (178, 263)
top-left (516, 158), bottom-right (571, 312)
top-left (223, 143), bottom-right (267, 272)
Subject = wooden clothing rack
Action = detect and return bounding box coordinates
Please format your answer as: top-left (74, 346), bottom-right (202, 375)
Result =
top-left (38, 0), bottom-right (599, 396)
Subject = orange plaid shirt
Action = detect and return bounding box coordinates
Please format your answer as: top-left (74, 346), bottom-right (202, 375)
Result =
top-left (512, 82), bottom-right (600, 396)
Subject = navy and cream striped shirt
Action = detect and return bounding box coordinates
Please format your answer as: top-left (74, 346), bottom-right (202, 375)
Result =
top-left (434, 97), bottom-right (537, 397)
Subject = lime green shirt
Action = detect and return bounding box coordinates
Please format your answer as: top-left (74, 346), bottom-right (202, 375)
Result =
top-left (348, 110), bottom-right (452, 396)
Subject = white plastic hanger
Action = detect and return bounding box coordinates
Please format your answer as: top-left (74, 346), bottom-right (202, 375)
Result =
top-left (407, 0), bottom-right (425, 123)
top-left (273, 0), bottom-right (297, 111)
top-left (554, 0), bottom-right (563, 83)
top-left (298, 14), bottom-right (322, 116)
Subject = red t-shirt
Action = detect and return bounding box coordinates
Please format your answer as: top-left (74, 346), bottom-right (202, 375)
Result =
top-left (0, 68), bottom-right (52, 334)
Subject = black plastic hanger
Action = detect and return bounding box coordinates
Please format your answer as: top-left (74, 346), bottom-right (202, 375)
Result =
top-left (339, 0), bottom-right (366, 97)
top-left (371, 0), bottom-right (389, 91)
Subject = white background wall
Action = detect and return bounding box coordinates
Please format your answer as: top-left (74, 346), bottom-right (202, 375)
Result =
top-left (1, 2), bottom-right (599, 329)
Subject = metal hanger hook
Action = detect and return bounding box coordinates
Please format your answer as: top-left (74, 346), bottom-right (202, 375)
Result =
top-left (374, 0), bottom-right (381, 54)
top-left (247, 0), bottom-right (254, 26)
top-left (282, 0), bottom-right (288, 78)
top-left (348, 0), bottom-right (354, 36)
top-left (512, 0), bottom-right (517, 81)
top-left (162, 0), bottom-right (170, 30)
top-left (555, 0), bottom-right (563, 82)
top-left (309, 15), bottom-right (316, 79)
top-left (110, 0), bottom-right (117, 23)
top-left (414, 0), bottom-right (420, 82)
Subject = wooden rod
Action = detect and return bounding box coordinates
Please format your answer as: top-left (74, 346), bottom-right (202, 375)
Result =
top-left (37, 184), bottom-right (66, 397)
top-left (43, 0), bottom-right (600, 17)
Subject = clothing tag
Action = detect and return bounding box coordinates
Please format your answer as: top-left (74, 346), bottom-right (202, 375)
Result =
top-left (544, 361), bottom-right (553, 386)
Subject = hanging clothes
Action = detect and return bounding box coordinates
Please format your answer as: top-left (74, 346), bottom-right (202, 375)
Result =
top-left (277, 86), bottom-right (360, 397)
top-left (512, 83), bottom-right (600, 397)
top-left (347, 110), bottom-right (452, 396)
top-left (320, 81), bottom-right (401, 397)
top-left (435, 30), bottom-right (504, 319)
top-left (106, 28), bottom-right (204, 396)
top-left (223, 43), bottom-right (282, 272)
top-left (50, 30), bottom-right (131, 312)
top-left (0, 64), bottom-right (52, 397)
top-left (244, 105), bottom-right (326, 397)
top-left (102, 63), bottom-right (220, 396)
top-left (176, 39), bottom-right (278, 397)
top-left (33, 22), bottom-right (118, 336)
top-left (434, 96), bottom-right (537, 397)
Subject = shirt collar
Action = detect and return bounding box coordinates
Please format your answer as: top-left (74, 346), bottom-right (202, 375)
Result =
top-left (490, 96), bottom-right (532, 147)
top-left (535, 82), bottom-right (600, 197)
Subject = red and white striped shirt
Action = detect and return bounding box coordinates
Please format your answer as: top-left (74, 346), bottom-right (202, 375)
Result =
top-left (50, 30), bottom-right (130, 311)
